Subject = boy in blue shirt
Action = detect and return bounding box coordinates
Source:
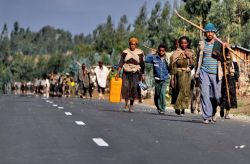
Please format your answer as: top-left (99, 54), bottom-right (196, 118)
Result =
top-left (145, 44), bottom-right (169, 114)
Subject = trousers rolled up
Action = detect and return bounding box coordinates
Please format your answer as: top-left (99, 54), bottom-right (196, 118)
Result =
top-left (199, 69), bottom-right (222, 120)
top-left (154, 80), bottom-right (167, 112)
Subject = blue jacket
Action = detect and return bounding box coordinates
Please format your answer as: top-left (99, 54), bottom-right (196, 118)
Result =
top-left (145, 54), bottom-right (169, 81)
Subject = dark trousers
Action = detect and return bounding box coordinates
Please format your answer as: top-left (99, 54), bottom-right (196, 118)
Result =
top-left (83, 87), bottom-right (93, 97)
top-left (98, 85), bottom-right (105, 94)
top-left (154, 80), bottom-right (167, 112)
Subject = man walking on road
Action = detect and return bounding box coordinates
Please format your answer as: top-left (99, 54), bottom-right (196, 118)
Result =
top-left (195, 23), bottom-right (224, 124)
top-left (78, 63), bottom-right (92, 98)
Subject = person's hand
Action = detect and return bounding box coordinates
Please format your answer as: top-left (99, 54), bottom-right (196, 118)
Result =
top-left (115, 73), bottom-right (119, 80)
top-left (236, 81), bottom-right (240, 89)
top-left (170, 78), bottom-right (175, 88)
top-left (194, 73), bottom-right (199, 79)
top-left (223, 42), bottom-right (231, 48)
top-left (150, 49), bottom-right (157, 55)
top-left (141, 74), bottom-right (145, 81)
top-left (184, 49), bottom-right (192, 58)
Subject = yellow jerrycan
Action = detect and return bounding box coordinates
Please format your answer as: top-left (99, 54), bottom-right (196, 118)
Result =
top-left (109, 77), bottom-right (122, 103)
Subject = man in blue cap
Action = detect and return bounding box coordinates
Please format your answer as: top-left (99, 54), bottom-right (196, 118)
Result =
top-left (195, 23), bottom-right (224, 124)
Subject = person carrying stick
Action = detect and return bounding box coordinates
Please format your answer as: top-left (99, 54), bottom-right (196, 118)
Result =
top-left (195, 23), bottom-right (227, 124)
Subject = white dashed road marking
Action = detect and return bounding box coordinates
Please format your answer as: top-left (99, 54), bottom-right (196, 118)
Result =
top-left (58, 107), bottom-right (64, 109)
top-left (240, 145), bottom-right (246, 148)
top-left (52, 104), bottom-right (58, 107)
top-left (235, 145), bottom-right (246, 149)
top-left (65, 112), bottom-right (72, 116)
top-left (92, 138), bottom-right (109, 147)
top-left (75, 121), bottom-right (86, 126)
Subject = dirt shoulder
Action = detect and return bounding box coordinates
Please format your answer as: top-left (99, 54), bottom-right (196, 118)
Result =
top-left (229, 96), bottom-right (250, 123)
top-left (231, 96), bottom-right (250, 116)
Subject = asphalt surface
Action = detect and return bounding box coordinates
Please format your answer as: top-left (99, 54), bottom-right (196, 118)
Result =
top-left (0, 94), bottom-right (249, 164)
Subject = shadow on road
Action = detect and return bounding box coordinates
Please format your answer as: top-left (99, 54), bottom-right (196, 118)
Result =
top-left (160, 118), bottom-right (203, 124)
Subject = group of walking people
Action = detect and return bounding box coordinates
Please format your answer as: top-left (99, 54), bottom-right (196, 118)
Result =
top-left (29, 62), bottom-right (114, 100)
top-left (26, 22), bottom-right (239, 125)
top-left (117, 23), bottom-right (239, 124)
top-left (75, 61), bottom-right (121, 100)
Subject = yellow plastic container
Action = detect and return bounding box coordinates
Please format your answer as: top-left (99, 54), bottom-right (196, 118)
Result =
top-left (109, 77), bottom-right (122, 103)
top-left (71, 81), bottom-right (75, 87)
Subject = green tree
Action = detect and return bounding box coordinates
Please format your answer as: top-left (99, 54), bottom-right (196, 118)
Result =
top-left (56, 30), bottom-right (73, 53)
top-left (157, 2), bottom-right (172, 49)
top-left (0, 24), bottom-right (10, 60)
top-left (0, 66), bottom-right (13, 93)
top-left (131, 3), bottom-right (148, 42)
top-left (10, 54), bottom-right (35, 81)
top-left (33, 55), bottom-right (49, 78)
top-left (147, 1), bottom-right (162, 47)
top-left (207, 0), bottom-right (250, 46)
top-left (112, 15), bottom-right (130, 64)
top-left (183, 0), bottom-right (215, 24)
top-left (47, 54), bottom-right (71, 74)
top-left (93, 15), bottom-right (115, 55)
top-left (10, 21), bottom-right (23, 54)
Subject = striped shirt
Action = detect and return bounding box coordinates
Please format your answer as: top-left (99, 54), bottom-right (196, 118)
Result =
top-left (201, 42), bottom-right (218, 74)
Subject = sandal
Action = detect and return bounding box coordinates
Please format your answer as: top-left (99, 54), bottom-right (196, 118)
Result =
top-left (129, 106), bottom-right (134, 113)
top-left (122, 104), bottom-right (129, 112)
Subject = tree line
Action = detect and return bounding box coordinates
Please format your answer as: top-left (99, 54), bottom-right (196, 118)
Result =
top-left (0, 0), bottom-right (249, 92)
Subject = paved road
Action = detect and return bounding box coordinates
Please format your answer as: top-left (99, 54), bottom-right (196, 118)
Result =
top-left (0, 94), bottom-right (249, 164)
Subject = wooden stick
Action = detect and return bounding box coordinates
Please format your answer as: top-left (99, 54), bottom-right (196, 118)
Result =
top-left (142, 44), bottom-right (159, 53)
top-left (174, 10), bottom-right (205, 32)
top-left (222, 45), bottom-right (231, 107)
top-left (174, 10), bottom-right (245, 62)
top-left (75, 61), bottom-right (81, 66)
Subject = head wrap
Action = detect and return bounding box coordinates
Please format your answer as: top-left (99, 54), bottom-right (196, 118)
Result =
top-left (204, 23), bottom-right (217, 32)
top-left (129, 37), bottom-right (139, 44)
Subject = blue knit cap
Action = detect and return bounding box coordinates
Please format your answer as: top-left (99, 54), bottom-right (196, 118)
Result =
top-left (204, 23), bottom-right (217, 32)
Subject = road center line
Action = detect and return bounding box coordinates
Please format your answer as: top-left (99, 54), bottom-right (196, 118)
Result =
top-left (75, 121), bottom-right (86, 126)
top-left (92, 138), bottom-right (109, 147)
top-left (65, 112), bottom-right (72, 115)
